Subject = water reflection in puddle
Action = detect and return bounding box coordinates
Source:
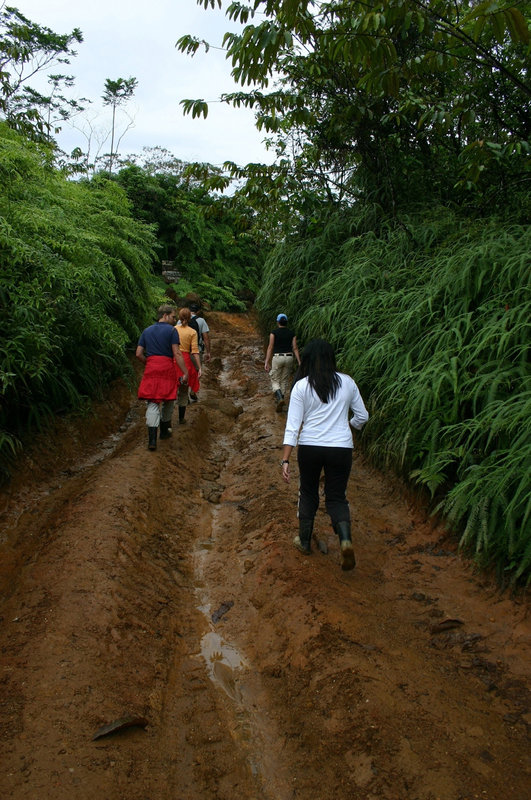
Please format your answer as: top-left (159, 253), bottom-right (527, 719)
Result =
top-left (200, 626), bottom-right (248, 696)
top-left (193, 490), bottom-right (291, 796)
top-left (195, 528), bottom-right (248, 704)
top-left (194, 529), bottom-right (257, 767)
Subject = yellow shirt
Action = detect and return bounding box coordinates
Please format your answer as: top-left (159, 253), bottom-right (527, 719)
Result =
top-left (175, 324), bottom-right (199, 354)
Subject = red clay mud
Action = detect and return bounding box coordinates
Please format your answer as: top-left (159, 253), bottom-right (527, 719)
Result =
top-left (0, 312), bottom-right (529, 800)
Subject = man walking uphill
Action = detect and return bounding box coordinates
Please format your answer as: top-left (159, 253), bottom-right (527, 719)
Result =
top-left (264, 313), bottom-right (300, 412)
top-left (136, 304), bottom-right (189, 451)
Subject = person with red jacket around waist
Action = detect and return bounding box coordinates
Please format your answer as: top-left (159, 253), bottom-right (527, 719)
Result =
top-left (136, 304), bottom-right (188, 451)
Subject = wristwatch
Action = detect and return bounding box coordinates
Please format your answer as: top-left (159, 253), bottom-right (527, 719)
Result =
top-left (280, 459), bottom-right (289, 466)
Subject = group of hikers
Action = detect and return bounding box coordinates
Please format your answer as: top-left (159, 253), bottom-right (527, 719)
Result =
top-left (137, 305), bottom-right (368, 572)
top-left (135, 302), bottom-right (210, 451)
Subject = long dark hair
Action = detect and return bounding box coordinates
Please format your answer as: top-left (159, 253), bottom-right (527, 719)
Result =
top-left (293, 339), bottom-right (341, 403)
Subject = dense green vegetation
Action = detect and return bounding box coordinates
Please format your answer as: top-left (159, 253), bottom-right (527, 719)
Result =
top-left (0, 126), bottom-right (265, 479)
top-left (0, 124), bottom-right (158, 478)
top-left (114, 159), bottom-right (266, 311)
top-left (0, 5), bottom-right (269, 480)
top-left (257, 207), bottom-right (530, 582)
top-left (180, 0), bottom-right (530, 218)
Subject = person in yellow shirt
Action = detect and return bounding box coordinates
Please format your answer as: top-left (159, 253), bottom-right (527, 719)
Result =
top-left (174, 307), bottom-right (201, 425)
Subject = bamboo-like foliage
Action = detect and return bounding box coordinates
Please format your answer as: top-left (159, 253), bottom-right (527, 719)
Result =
top-left (257, 205), bottom-right (530, 583)
top-left (0, 125), bottom-right (157, 479)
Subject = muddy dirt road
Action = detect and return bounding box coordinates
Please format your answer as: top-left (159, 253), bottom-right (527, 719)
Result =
top-left (0, 312), bottom-right (529, 800)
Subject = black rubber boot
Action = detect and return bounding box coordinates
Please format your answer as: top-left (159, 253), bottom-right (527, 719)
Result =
top-left (178, 406), bottom-right (186, 425)
top-left (274, 389), bottom-right (284, 412)
top-left (160, 420), bottom-right (172, 439)
top-left (333, 520), bottom-right (356, 571)
top-left (293, 519), bottom-right (313, 555)
top-left (148, 427), bottom-right (157, 451)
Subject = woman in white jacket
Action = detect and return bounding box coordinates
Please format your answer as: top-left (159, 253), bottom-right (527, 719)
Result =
top-left (281, 339), bottom-right (369, 570)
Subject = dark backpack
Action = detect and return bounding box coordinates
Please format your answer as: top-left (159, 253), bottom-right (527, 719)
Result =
top-left (188, 315), bottom-right (203, 350)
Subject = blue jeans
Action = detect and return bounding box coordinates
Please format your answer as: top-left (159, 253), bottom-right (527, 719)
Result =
top-left (297, 445), bottom-right (353, 525)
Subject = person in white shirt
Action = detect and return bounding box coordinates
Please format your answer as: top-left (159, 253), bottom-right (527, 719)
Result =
top-left (281, 339), bottom-right (369, 570)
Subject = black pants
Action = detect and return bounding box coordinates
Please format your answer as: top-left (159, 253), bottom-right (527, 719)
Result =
top-left (297, 445), bottom-right (353, 525)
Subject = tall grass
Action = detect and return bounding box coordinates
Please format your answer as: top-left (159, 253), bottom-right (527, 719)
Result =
top-left (0, 126), bottom-right (157, 480)
top-left (257, 206), bottom-right (530, 584)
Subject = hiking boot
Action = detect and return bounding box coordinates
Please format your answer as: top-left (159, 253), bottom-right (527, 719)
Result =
top-left (293, 536), bottom-right (311, 554)
top-left (340, 540), bottom-right (356, 571)
top-left (148, 427), bottom-right (157, 451)
top-left (274, 389), bottom-right (284, 412)
top-left (333, 520), bottom-right (356, 570)
top-left (159, 420), bottom-right (172, 439)
top-left (293, 519), bottom-right (313, 555)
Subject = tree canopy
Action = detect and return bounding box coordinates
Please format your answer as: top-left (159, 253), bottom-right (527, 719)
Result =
top-left (179, 0), bottom-right (530, 221)
top-left (0, 4), bottom-right (84, 140)
top-left (115, 156), bottom-right (268, 309)
top-left (102, 76), bottom-right (138, 173)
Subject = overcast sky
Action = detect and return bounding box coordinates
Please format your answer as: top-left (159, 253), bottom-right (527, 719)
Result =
top-left (14, 0), bottom-right (274, 167)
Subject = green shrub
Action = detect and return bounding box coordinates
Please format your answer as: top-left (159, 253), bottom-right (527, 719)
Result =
top-left (0, 125), bottom-right (157, 479)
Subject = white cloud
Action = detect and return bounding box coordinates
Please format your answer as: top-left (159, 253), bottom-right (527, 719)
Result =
top-left (13, 0), bottom-right (274, 166)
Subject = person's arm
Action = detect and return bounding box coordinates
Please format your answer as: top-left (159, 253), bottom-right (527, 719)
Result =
top-left (172, 343), bottom-right (189, 383)
top-left (281, 444), bottom-right (293, 483)
top-left (281, 383), bottom-right (304, 483)
top-left (191, 331), bottom-right (201, 374)
top-left (136, 345), bottom-right (147, 364)
top-left (349, 381), bottom-right (369, 430)
top-left (202, 330), bottom-right (211, 362)
top-left (292, 336), bottom-right (301, 365)
top-left (264, 333), bottom-right (275, 371)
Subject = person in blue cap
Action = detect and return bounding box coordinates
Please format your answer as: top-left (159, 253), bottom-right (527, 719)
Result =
top-left (264, 313), bottom-right (301, 411)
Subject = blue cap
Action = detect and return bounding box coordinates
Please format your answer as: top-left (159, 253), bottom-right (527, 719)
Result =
top-left (277, 313), bottom-right (287, 322)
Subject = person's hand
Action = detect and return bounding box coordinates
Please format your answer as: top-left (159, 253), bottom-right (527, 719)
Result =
top-left (198, 368), bottom-right (202, 378)
top-left (264, 362), bottom-right (270, 372)
top-left (204, 353), bottom-right (211, 363)
top-left (281, 461), bottom-right (290, 483)
top-left (182, 373), bottom-right (189, 385)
